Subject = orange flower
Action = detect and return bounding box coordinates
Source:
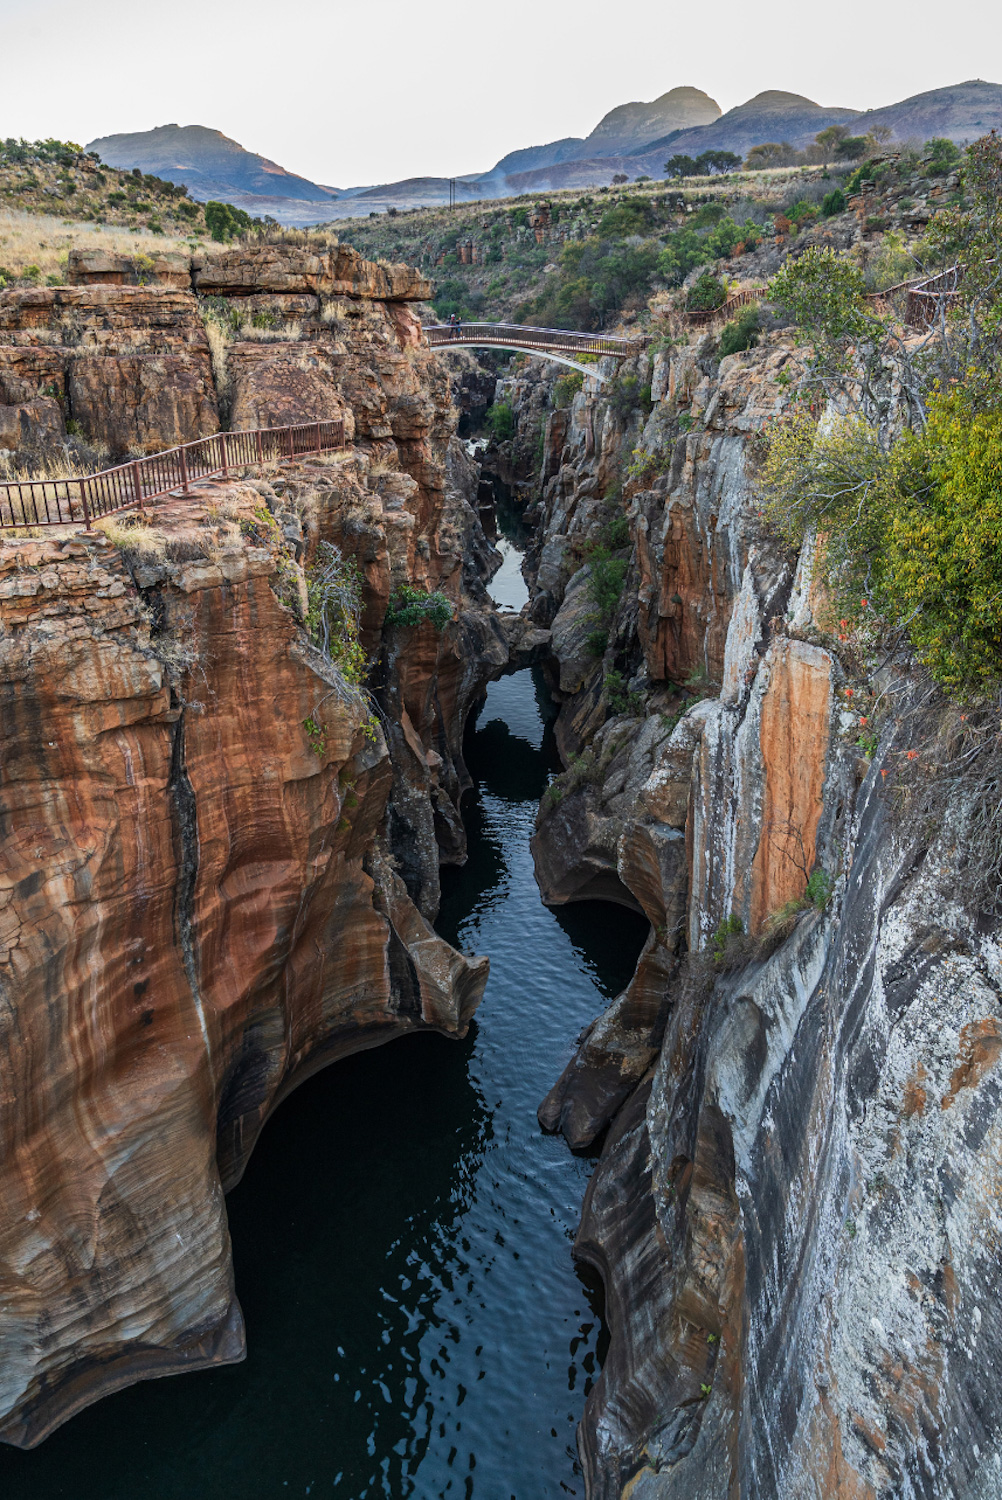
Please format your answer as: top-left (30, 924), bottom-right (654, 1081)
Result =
top-left (860, 598), bottom-right (868, 608)
top-left (839, 619), bottom-right (848, 630)
top-left (859, 716), bottom-right (868, 725)
top-left (906, 750), bottom-right (919, 760)
top-left (881, 769), bottom-right (888, 778)
top-left (845, 688), bottom-right (854, 698)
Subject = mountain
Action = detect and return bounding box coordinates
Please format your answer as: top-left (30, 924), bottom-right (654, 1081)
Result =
top-left (85, 123), bottom-right (339, 224)
top-left (854, 78), bottom-right (1002, 143)
top-left (482, 87), bottom-right (720, 182)
top-left (649, 90), bottom-right (859, 160)
top-left (85, 81), bottom-right (1002, 227)
top-left (580, 85), bottom-right (721, 154)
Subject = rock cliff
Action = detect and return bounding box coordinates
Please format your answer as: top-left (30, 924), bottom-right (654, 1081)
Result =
top-left (0, 243), bottom-right (500, 1445)
top-left (520, 335), bottom-right (1002, 1497)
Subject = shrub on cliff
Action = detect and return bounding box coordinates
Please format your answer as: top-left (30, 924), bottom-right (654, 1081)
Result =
top-left (717, 305), bottom-right (761, 357)
top-left (487, 401), bottom-right (515, 440)
top-left (305, 542), bottom-right (366, 689)
top-left (385, 585), bottom-right (453, 632)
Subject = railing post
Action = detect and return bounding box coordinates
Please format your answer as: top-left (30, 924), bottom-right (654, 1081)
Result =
top-left (78, 477), bottom-right (92, 529)
top-left (220, 432), bottom-right (228, 475)
top-left (131, 461), bottom-right (143, 509)
top-left (315, 420), bottom-right (321, 454)
top-left (256, 429), bottom-right (264, 465)
top-left (179, 446), bottom-right (190, 495)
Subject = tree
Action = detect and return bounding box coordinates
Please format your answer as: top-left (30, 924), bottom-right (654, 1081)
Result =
top-left (204, 200), bottom-right (254, 242)
top-left (814, 124), bottom-right (850, 163)
top-left (664, 154), bottom-right (698, 180)
top-left (695, 150), bottom-right (741, 176)
top-left (745, 142), bottom-right (800, 169)
top-left (611, 173), bottom-right (629, 185)
top-left (835, 136), bottom-right (870, 161)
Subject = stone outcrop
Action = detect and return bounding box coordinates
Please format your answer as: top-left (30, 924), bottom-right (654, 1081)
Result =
top-left (0, 285), bottom-right (220, 455)
top-left (0, 242), bottom-right (430, 457)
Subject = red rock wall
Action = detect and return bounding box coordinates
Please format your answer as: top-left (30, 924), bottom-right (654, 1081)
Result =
top-left (0, 489), bottom-right (487, 1448)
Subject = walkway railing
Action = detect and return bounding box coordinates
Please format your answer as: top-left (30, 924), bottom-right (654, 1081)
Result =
top-left (0, 419), bottom-right (346, 530)
top-left (424, 322), bottom-right (638, 358)
top-left (685, 286), bottom-right (768, 329)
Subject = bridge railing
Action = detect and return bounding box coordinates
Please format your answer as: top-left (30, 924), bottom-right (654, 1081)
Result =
top-left (424, 322), bottom-right (638, 357)
top-left (0, 419), bottom-right (346, 530)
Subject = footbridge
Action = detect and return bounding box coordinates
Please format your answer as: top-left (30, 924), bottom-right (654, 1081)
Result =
top-left (424, 322), bottom-right (638, 380)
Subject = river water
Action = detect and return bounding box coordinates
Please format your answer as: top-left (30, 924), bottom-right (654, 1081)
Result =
top-left (1, 540), bottom-right (647, 1499)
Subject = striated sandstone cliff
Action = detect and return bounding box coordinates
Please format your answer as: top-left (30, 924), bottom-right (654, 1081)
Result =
top-left (0, 242), bottom-right (503, 1446)
top-left (521, 335), bottom-right (1002, 1498)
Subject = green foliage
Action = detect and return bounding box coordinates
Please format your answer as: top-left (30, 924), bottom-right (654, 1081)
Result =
top-left (205, 199), bottom-right (254, 242)
top-left (486, 401), bottom-right (515, 440)
top-left (303, 715), bottom-right (327, 757)
top-left (923, 137), bottom-right (961, 175)
top-left (717, 305), bottom-right (761, 357)
top-left (686, 272), bottom-right (726, 311)
top-left (607, 372), bottom-right (652, 421)
top-left (553, 370), bottom-right (584, 407)
top-left (760, 393), bottom-right (1002, 696)
top-left (604, 668), bottom-right (642, 716)
top-left (711, 914), bottom-right (744, 959)
top-left (597, 197), bottom-right (654, 236)
top-left (656, 228), bottom-right (705, 286)
top-left (821, 188), bottom-right (847, 217)
top-left (385, 584), bottom-right (453, 632)
top-left (836, 135), bottom-right (870, 161)
top-left (305, 542), bottom-right (367, 686)
top-left (805, 868), bottom-right (833, 910)
top-left (703, 215), bottom-right (763, 259)
top-left (664, 154), bottom-right (699, 180)
top-left (524, 235), bottom-right (661, 330)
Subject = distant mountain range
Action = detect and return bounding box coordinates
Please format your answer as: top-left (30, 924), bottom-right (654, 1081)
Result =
top-left (86, 79), bottom-right (1002, 226)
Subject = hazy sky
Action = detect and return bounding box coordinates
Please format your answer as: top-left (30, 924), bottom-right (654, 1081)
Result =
top-left (0, 0), bottom-right (996, 186)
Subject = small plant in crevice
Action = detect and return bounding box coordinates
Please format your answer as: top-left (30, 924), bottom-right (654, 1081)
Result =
top-left (303, 714), bottom-right (327, 757)
top-left (604, 668), bottom-right (642, 717)
top-left (385, 584), bottom-right (453, 632)
top-left (711, 913), bottom-right (744, 960)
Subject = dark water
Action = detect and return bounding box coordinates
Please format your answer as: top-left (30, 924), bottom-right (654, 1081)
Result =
top-left (0, 557), bottom-right (648, 1499)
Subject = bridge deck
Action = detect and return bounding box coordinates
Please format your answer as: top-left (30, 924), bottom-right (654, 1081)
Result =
top-left (424, 322), bottom-right (637, 359)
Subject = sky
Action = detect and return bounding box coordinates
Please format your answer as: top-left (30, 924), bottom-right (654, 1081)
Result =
top-left (0, 0), bottom-right (996, 186)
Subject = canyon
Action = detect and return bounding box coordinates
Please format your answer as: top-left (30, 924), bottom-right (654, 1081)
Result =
top-left (0, 228), bottom-right (1000, 1500)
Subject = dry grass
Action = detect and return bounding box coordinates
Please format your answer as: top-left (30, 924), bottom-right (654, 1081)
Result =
top-left (0, 208), bottom-right (200, 284)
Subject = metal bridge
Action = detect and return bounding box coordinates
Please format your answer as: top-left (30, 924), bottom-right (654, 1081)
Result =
top-left (424, 322), bottom-right (638, 379)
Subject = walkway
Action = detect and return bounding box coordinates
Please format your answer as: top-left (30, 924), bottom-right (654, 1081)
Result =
top-left (0, 419), bottom-right (346, 530)
top-left (424, 322), bottom-right (637, 379)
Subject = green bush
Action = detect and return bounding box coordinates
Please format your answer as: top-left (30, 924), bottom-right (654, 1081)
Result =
top-left (487, 401), bottom-right (515, 440)
top-left (923, 137), bottom-right (961, 175)
top-left (205, 200), bottom-right (254, 242)
top-left (717, 305), bottom-right (761, 357)
top-left (686, 272), bottom-right (726, 311)
top-left (385, 585), bottom-right (453, 631)
top-left (598, 198), bottom-right (654, 236)
top-left (822, 188), bottom-right (847, 216)
top-left (553, 370), bottom-right (584, 406)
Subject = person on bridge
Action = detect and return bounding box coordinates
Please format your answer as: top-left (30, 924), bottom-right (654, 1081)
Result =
top-left (449, 313), bottom-right (459, 339)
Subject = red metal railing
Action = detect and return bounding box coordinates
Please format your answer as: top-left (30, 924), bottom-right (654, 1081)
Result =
top-left (424, 322), bottom-right (638, 358)
top-left (0, 419), bottom-right (346, 530)
top-left (686, 286), bottom-right (768, 329)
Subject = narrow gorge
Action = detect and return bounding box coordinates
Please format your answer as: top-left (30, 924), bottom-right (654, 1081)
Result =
top-left (0, 214), bottom-right (1000, 1500)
